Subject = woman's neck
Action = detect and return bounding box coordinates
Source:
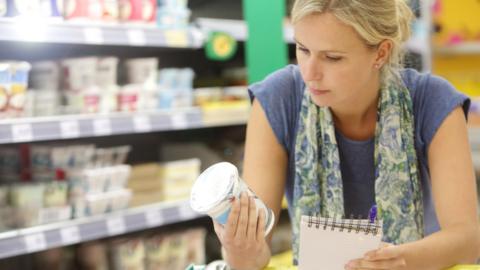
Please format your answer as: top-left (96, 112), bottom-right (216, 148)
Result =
top-left (331, 87), bottom-right (380, 141)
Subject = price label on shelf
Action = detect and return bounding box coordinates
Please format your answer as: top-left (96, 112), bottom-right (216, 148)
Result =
top-left (60, 120), bottom-right (80, 139)
top-left (164, 30), bottom-right (189, 47)
top-left (133, 115), bottom-right (151, 132)
top-left (84, 27), bottom-right (104, 44)
top-left (93, 118), bottom-right (112, 136)
top-left (11, 124), bottom-right (33, 142)
top-left (106, 217), bottom-right (126, 236)
top-left (145, 209), bottom-right (163, 227)
top-left (171, 113), bottom-right (188, 129)
top-left (60, 226), bottom-right (81, 245)
top-left (127, 29), bottom-right (147, 46)
top-left (24, 233), bottom-right (47, 253)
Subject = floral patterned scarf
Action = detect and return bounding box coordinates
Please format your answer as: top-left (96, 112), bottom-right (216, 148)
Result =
top-left (292, 79), bottom-right (424, 263)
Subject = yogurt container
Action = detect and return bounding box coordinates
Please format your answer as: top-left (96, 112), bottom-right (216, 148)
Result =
top-left (190, 162), bottom-right (275, 236)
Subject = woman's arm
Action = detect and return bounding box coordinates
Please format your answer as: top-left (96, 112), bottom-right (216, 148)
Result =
top-left (243, 100), bottom-right (289, 243)
top-left (401, 106), bottom-right (480, 268)
top-left (215, 99), bottom-right (288, 270)
top-left (346, 107), bottom-right (480, 270)
top-left (349, 107), bottom-right (480, 270)
top-left (404, 107), bottom-right (480, 269)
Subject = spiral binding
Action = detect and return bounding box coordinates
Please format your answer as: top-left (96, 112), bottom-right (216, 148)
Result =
top-left (307, 214), bottom-right (381, 236)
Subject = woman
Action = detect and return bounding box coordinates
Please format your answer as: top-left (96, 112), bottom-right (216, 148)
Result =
top-left (213, 0), bottom-right (480, 269)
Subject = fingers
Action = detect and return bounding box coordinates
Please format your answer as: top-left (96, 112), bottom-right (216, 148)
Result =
top-left (215, 191), bottom-right (266, 248)
top-left (365, 245), bottom-right (402, 261)
top-left (234, 192), bottom-right (250, 239)
top-left (224, 195), bottom-right (240, 240)
top-left (247, 196), bottom-right (258, 242)
top-left (345, 257), bottom-right (406, 270)
top-left (256, 207), bottom-right (266, 242)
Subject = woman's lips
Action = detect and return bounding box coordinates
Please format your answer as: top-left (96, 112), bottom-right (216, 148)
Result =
top-left (309, 88), bottom-right (330, 95)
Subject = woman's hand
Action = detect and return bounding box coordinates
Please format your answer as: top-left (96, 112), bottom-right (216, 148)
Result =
top-left (345, 243), bottom-right (407, 270)
top-left (213, 191), bottom-right (271, 270)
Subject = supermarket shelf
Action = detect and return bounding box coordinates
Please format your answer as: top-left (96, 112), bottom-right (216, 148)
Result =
top-left (0, 107), bottom-right (248, 144)
top-left (404, 34), bottom-right (429, 55)
top-left (434, 42), bottom-right (480, 55)
top-left (196, 17), bottom-right (293, 43)
top-left (196, 17), bottom-right (428, 53)
top-left (0, 18), bottom-right (203, 48)
top-left (0, 200), bottom-right (204, 259)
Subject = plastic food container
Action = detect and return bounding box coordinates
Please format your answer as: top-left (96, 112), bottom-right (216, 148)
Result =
top-left (190, 162), bottom-right (275, 235)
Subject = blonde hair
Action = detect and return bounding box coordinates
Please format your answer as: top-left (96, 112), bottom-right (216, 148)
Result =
top-left (291, 0), bottom-right (414, 85)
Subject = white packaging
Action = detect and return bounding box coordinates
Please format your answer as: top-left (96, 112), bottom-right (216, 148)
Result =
top-left (124, 58), bottom-right (158, 87)
top-left (38, 206), bottom-right (72, 224)
top-left (10, 183), bottom-right (45, 227)
top-left (30, 61), bottom-right (60, 91)
top-left (44, 180), bottom-right (68, 207)
top-left (60, 57), bottom-right (98, 91)
top-left (105, 164), bottom-right (131, 191)
top-left (96, 57), bottom-right (119, 88)
top-left (72, 193), bottom-right (110, 217)
top-left (106, 188), bottom-right (132, 212)
top-left (68, 168), bottom-right (108, 198)
top-left (31, 89), bottom-right (59, 116)
top-left (190, 162), bottom-right (275, 235)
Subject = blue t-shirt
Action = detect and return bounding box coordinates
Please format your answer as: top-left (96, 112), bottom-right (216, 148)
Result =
top-left (248, 65), bottom-right (470, 236)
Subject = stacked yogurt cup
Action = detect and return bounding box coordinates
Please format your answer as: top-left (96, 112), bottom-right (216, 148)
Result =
top-left (190, 162), bottom-right (275, 236)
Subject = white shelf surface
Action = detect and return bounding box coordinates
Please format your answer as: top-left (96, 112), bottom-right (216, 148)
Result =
top-left (196, 17), bottom-right (428, 54)
top-left (0, 200), bottom-right (204, 259)
top-left (0, 107), bottom-right (249, 144)
top-left (434, 42), bottom-right (480, 55)
top-left (0, 18), bottom-right (204, 48)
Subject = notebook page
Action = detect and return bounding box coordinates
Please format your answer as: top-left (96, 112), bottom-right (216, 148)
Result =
top-left (298, 216), bottom-right (382, 270)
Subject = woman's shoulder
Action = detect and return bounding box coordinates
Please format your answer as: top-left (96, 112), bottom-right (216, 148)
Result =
top-left (401, 68), bottom-right (461, 100)
top-left (401, 68), bottom-right (470, 154)
top-left (247, 65), bottom-right (305, 152)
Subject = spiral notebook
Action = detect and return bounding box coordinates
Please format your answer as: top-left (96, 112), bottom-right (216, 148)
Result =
top-left (298, 215), bottom-right (383, 270)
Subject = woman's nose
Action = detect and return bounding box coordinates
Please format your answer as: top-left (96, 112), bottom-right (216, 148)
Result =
top-left (303, 57), bottom-right (322, 82)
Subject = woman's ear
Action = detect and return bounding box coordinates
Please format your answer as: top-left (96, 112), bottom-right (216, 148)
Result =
top-left (374, 40), bottom-right (393, 69)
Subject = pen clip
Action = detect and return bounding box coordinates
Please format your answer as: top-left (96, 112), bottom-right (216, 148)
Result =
top-left (368, 204), bottom-right (377, 223)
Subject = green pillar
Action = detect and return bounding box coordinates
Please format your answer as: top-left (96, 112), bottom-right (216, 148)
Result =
top-left (243, 0), bottom-right (288, 84)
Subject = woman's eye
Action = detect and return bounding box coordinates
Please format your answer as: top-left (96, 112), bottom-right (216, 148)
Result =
top-left (297, 46), bottom-right (309, 54)
top-left (326, 56), bottom-right (342, 61)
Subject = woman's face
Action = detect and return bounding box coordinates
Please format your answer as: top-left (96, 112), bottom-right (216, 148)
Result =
top-left (294, 12), bottom-right (381, 109)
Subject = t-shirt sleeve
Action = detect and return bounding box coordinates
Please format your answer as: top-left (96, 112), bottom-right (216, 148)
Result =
top-left (414, 73), bottom-right (471, 155)
top-left (248, 65), bottom-right (303, 153)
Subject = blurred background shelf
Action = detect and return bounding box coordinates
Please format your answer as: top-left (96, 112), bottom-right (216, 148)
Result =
top-left (0, 107), bottom-right (249, 144)
top-left (434, 42), bottom-right (480, 55)
top-left (0, 18), bottom-right (203, 48)
top-left (0, 200), bottom-right (203, 260)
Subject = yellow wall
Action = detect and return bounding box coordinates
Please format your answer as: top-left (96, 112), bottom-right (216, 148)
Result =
top-left (433, 0), bottom-right (480, 97)
top-left (433, 55), bottom-right (480, 97)
top-left (433, 0), bottom-right (480, 45)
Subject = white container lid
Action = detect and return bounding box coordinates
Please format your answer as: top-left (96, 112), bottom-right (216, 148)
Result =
top-left (190, 162), bottom-right (237, 213)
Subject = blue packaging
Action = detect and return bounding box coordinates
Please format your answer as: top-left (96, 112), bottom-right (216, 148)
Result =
top-left (5, 0), bottom-right (61, 17)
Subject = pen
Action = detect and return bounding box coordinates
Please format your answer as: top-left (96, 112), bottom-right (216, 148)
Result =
top-left (368, 204), bottom-right (377, 223)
